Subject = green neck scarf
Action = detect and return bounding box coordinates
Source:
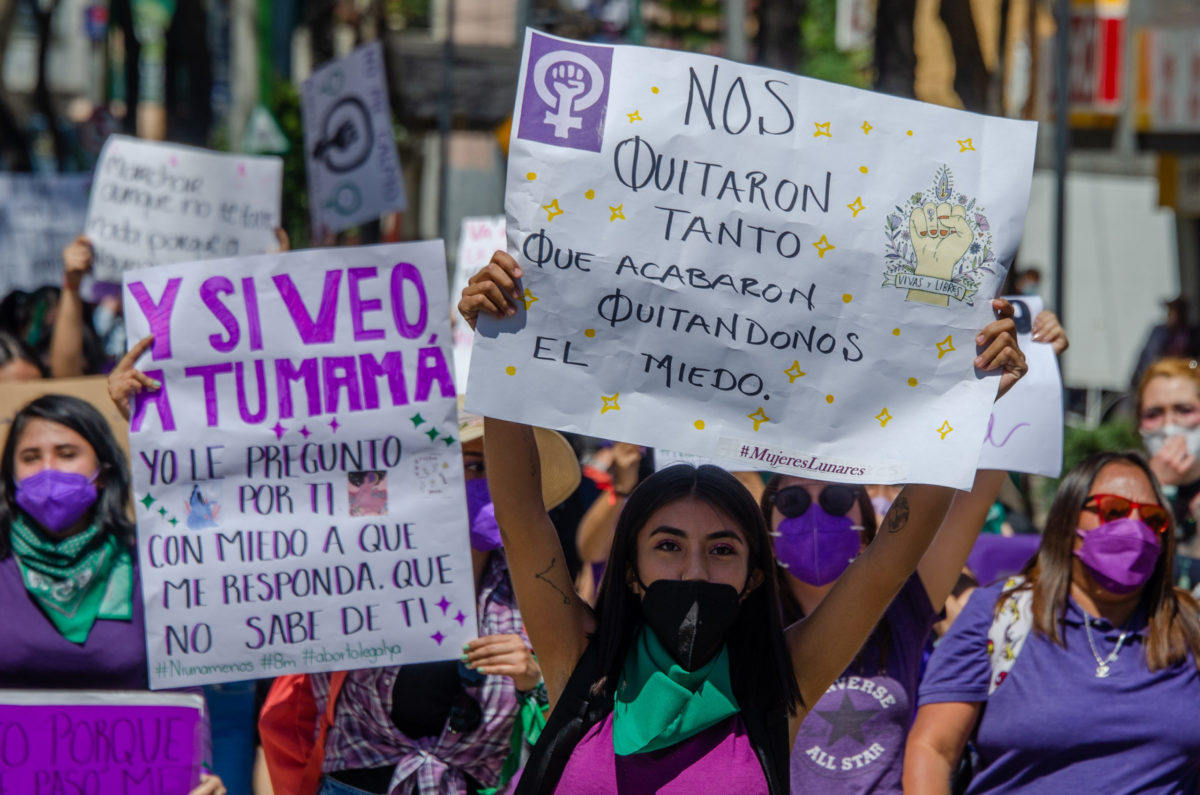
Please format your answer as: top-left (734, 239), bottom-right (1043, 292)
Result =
top-left (611, 626), bottom-right (740, 756)
top-left (9, 513), bottom-right (133, 643)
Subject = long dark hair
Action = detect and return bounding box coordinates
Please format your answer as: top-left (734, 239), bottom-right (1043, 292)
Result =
top-left (1007, 450), bottom-right (1200, 671)
top-left (0, 394), bottom-right (134, 556)
top-left (760, 476), bottom-right (891, 671)
top-left (591, 464), bottom-right (801, 714)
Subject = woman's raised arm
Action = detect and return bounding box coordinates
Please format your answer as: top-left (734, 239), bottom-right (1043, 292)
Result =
top-left (785, 301), bottom-right (1025, 725)
top-left (463, 251), bottom-right (594, 706)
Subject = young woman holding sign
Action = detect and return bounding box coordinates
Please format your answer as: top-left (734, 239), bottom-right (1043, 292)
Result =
top-left (766, 309), bottom-right (1067, 794)
top-left (0, 394), bottom-right (226, 795)
top-left (457, 251), bottom-right (1026, 794)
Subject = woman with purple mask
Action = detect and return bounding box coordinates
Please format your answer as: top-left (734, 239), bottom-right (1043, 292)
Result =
top-left (763, 471), bottom-right (1006, 795)
top-left (906, 451), bottom-right (1200, 793)
top-left (0, 394), bottom-right (226, 795)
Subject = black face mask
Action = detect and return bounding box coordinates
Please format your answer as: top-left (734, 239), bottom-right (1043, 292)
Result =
top-left (639, 579), bottom-right (743, 671)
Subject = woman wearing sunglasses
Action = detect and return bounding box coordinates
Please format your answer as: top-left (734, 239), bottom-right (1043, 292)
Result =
top-left (905, 451), bottom-right (1200, 794)
top-left (764, 470), bottom-right (1005, 794)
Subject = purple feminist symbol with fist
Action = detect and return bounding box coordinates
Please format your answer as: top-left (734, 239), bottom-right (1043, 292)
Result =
top-left (516, 33), bottom-right (612, 152)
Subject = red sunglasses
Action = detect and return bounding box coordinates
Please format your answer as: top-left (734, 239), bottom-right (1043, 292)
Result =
top-left (1081, 494), bottom-right (1170, 533)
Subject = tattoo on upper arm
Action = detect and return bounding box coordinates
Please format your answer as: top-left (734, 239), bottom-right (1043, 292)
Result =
top-left (536, 557), bottom-right (572, 605)
top-left (885, 496), bottom-right (910, 534)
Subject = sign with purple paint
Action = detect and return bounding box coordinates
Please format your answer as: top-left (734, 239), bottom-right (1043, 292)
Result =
top-left (515, 32), bottom-right (612, 153)
top-left (0, 689), bottom-right (205, 793)
top-left (976, 295), bottom-right (1063, 477)
top-left (121, 242), bottom-right (476, 687)
top-left (86, 136), bottom-right (282, 284)
top-left (471, 30), bottom-right (1038, 489)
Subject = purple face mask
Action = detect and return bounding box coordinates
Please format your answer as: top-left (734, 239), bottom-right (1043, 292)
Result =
top-left (16, 469), bottom-right (99, 533)
top-left (773, 506), bottom-right (862, 586)
top-left (465, 478), bottom-right (502, 552)
top-left (1074, 517), bottom-right (1162, 594)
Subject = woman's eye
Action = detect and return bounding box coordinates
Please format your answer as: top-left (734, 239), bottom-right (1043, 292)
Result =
top-left (711, 544), bottom-right (736, 556)
top-left (654, 540), bottom-right (681, 552)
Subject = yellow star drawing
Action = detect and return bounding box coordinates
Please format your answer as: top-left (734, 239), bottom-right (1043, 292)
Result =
top-left (521, 288), bottom-right (539, 310)
top-left (542, 199), bottom-right (563, 222)
top-left (846, 197), bottom-right (866, 218)
top-left (936, 420), bottom-right (954, 439)
top-left (862, 120), bottom-right (873, 134)
top-left (936, 335), bottom-right (956, 359)
top-left (601, 393), bottom-right (621, 414)
top-left (747, 407), bottom-right (770, 432)
top-left (957, 138), bottom-right (975, 152)
top-left (813, 121), bottom-right (832, 138)
top-left (609, 204), bottom-right (625, 222)
top-left (875, 408), bottom-right (892, 428)
top-left (784, 361), bottom-right (806, 383)
top-left (627, 110), bottom-right (642, 123)
top-left (812, 234), bottom-right (835, 259)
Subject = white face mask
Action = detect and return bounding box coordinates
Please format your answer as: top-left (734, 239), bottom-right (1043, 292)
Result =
top-left (1141, 423), bottom-right (1200, 458)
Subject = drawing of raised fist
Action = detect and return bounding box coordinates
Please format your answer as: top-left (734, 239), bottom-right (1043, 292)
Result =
top-left (550, 62), bottom-right (588, 111)
top-left (907, 203), bottom-right (972, 306)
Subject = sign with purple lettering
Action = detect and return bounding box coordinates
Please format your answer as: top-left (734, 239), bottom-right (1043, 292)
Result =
top-left (121, 242), bottom-right (476, 687)
top-left (468, 30), bottom-right (1038, 489)
top-left (977, 295), bottom-right (1063, 477)
top-left (0, 689), bottom-right (205, 793)
top-left (515, 32), bottom-right (612, 153)
top-left (302, 41), bottom-right (408, 237)
top-left (86, 135), bottom-right (282, 283)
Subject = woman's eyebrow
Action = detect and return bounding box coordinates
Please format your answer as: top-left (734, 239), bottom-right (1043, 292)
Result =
top-left (649, 526), bottom-right (687, 538)
top-left (707, 530), bottom-right (745, 543)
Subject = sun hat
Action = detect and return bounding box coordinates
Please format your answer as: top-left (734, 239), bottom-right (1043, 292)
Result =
top-left (457, 397), bottom-right (581, 510)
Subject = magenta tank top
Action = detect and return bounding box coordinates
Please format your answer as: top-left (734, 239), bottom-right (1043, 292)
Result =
top-left (554, 712), bottom-right (768, 794)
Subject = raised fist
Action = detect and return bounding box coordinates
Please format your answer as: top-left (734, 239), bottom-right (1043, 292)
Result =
top-left (907, 203), bottom-right (971, 307)
top-left (550, 63), bottom-right (587, 109)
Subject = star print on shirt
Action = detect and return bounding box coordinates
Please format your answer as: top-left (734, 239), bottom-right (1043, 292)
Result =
top-left (814, 692), bottom-right (878, 745)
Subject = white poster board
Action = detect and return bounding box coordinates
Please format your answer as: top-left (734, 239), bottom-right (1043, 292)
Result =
top-left (85, 135), bottom-right (282, 283)
top-left (121, 242), bottom-right (475, 688)
top-left (466, 30), bottom-right (1038, 489)
top-left (0, 173), bottom-right (91, 294)
top-left (452, 215), bottom-right (507, 387)
top-left (302, 41), bottom-right (408, 237)
top-left (977, 295), bottom-right (1064, 477)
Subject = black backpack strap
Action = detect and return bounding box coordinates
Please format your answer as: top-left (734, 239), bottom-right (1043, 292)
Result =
top-left (515, 642), bottom-right (607, 795)
top-left (740, 703), bottom-right (791, 795)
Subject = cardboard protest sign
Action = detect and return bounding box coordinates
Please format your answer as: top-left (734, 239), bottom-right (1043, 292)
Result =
top-left (0, 173), bottom-right (91, 295)
top-left (0, 689), bottom-right (205, 793)
top-left (467, 30), bottom-right (1037, 489)
top-left (977, 296), bottom-right (1063, 477)
top-left (452, 215), bottom-right (507, 387)
top-left (0, 376), bottom-right (130, 458)
top-left (121, 242), bottom-right (474, 688)
top-left (85, 135), bottom-right (282, 283)
top-left (302, 41), bottom-right (408, 237)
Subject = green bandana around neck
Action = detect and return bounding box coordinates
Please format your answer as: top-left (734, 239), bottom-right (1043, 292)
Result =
top-left (611, 625), bottom-right (740, 755)
top-left (9, 512), bottom-right (133, 644)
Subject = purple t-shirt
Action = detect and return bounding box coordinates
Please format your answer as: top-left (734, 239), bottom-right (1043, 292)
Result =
top-left (0, 553), bottom-right (148, 688)
top-left (790, 574), bottom-right (936, 794)
top-left (919, 581), bottom-right (1200, 793)
top-left (555, 712), bottom-right (767, 794)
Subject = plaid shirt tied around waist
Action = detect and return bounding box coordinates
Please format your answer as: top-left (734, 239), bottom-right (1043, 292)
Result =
top-left (312, 553), bottom-right (526, 794)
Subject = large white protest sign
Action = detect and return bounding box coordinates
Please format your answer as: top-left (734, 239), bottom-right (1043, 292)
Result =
top-left (121, 242), bottom-right (474, 688)
top-left (86, 136), bottom-right (282, 283)
top-left (452, 215), bottom-right (507, 387)
top-left (466, 30), bottom-right (1037, 489)
top-left (977, 295), bottom-right (1063, 477)
top-left (302, 41), bottom-right (408, 236)
top-left (0, 173), bottom-right (91, 295)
